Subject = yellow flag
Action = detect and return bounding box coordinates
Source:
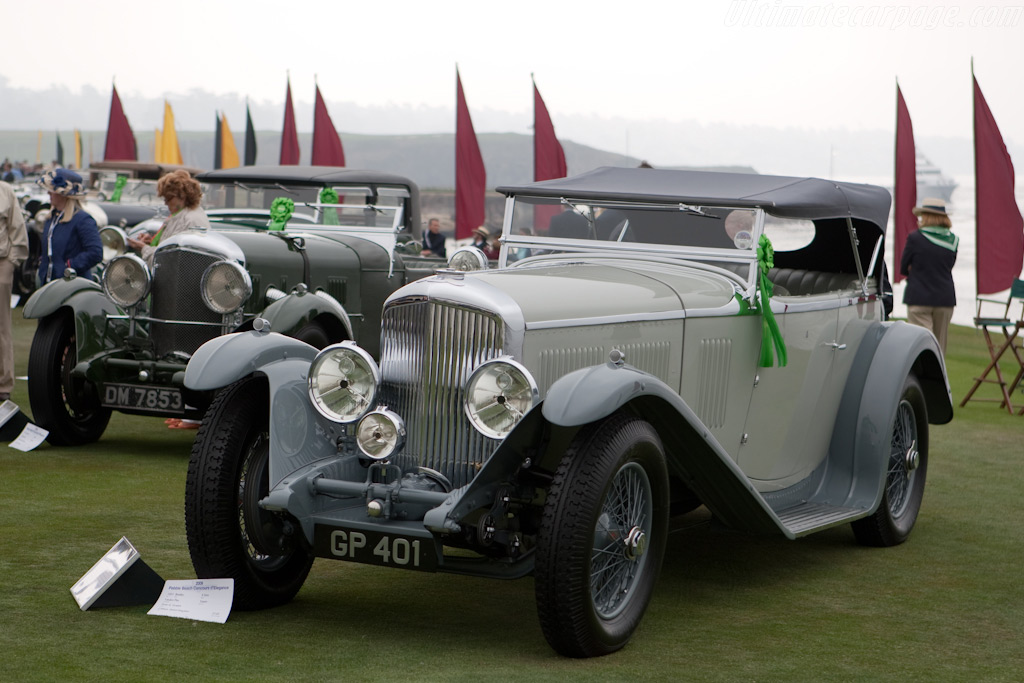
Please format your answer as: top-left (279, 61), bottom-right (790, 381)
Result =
top-left (154, 128), bottom-right (163, 162)
top-left (161, 100), bottom-right (184, 165)
top-left (220, 114), bottom-right (240, 169)
top-left (74, 129), bottom-right (83, 169)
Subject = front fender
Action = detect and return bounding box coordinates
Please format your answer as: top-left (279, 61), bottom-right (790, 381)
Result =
top-left (184, 330), bottom-right (318, 391)
top-left (258, 290), bottom-right (354, 341)
top-left (23, 277), bottom-right (110, 320)
top-left (541, 362), bottom-right (788, 536)
top-left (542, 360), bottom-right (681, 427)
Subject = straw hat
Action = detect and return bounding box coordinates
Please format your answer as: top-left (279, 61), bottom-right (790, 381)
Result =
top-left (912, 198), bottom-right (949, 217)
top-left (37, 168), bottom-right (86, 197)
top-left (473, 226), bottom-right (490, 239)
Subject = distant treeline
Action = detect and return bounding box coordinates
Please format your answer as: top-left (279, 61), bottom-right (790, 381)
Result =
top-left (0, 130), bottom-right (753, 190)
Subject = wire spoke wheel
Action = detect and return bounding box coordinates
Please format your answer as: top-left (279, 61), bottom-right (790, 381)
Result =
top-left (185, 375), bottom-right (314, 609)
top-left (590, 462), bottom-right (653, 620)
top-left (852, 373), bottom-right (929, 547)
top-left (536, 413), bottom-right (669, 657)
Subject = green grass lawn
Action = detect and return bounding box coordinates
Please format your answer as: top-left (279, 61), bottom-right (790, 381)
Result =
top-left (1, 315), bottom-right (1022, 682)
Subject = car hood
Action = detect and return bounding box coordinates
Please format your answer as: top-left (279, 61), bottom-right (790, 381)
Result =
top-left (449, 259), bottom-right (740, 327)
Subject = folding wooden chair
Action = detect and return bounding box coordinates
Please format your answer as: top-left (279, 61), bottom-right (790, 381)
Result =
top-left (960, 279), bottom-right (1024, 414)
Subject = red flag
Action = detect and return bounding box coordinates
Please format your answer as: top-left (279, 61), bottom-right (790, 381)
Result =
top-left (893, 84), bottom-right (917, 284)
top-left (312, 84), bottom-right (345, 166)
top-left (280, 78), bottom-right (300, 165)
top-left (455, 69), bottom-right (485, 241)
top-left (533, 79), bottom-right (567, 231)
top-left (533, 80), bottom-right (566, 182)
top-left (103, 84), bottom-right (137, 161)
top-left (974, 71), bottom-right (1024, 295)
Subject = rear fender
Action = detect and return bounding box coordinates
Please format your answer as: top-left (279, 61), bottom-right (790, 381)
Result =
top-left (184, 330), bottom-right (318, 391)
top-left (823, 320), bottom-right (952, 512)
top-left (257, 289), bottom-right (354, 343)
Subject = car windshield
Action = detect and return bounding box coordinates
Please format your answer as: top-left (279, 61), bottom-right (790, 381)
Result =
top-left (202, 182), bottom-right (407, 230)
top-left (93, 175), bottom-right (163, 205)
top-left (504, 195), bottom-right (760, 273)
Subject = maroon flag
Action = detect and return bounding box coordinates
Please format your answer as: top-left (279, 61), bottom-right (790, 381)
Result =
top-left (893, 84), bottom-right (917, 284)
top-left (974, 71), bottom-right (1024, 295)
top-left (312, 84), bottom-right (345, 167)
top-left (533, 80), bottom-right (566, 182)
top-left (280, 78), bottom-right (300, 165)
top-left (103, 84), bottom-right (137, 161)
top-left (533, 78), bottom-right (567, 231)
top-left (455, 69), bottom-right (485, 241)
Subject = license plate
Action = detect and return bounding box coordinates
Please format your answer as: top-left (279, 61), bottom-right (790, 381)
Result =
top-left (314, 526), bottom-right (437, 572)
top-left (102, 383), bottom-right (184, 413)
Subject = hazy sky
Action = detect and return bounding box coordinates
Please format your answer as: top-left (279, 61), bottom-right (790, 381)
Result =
top-left (5, 0), bottom-right (1023, 152)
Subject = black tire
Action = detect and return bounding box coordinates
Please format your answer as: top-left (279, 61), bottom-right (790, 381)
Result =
top-left (294, 320), bottom-right (330, 349)
top-left (184, 375), bottom-right (314, 609)
top-left (27, 311), bottom-right (112, 446)
top-left (535, 413), bottom-right (670, 658)
top-left (851, 373), bottom-right (929, 547)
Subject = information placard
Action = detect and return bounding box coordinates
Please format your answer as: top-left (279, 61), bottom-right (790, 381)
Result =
top-left (147, 579), bottom-right (234, 623)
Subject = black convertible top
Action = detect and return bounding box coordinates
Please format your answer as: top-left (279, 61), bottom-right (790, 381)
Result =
top-left (497, 167), bottom-right (891, 231)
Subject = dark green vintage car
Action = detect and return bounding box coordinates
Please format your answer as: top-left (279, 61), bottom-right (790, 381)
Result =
top-left (24, 166), bottom-right (453, 446)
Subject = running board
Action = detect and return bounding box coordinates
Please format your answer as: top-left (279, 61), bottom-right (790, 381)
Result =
top-left (775, 502), bottom-right (867, 536)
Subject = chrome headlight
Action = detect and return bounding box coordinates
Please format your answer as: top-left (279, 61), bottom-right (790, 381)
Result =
top-left (447, 246), bottom-right (488, 272)
top-left (356, 408), bottom-right (406, 460)
top-left (102, 253), bottom-right (151, 308)
top-left (99, 226), bottom-right (127, 264)
top-left (308, 342), bottom-right (379, 423)
top-left (464, 358), bottom-right (539, 439)
top-left (201, 260), bottom-right (252, 314)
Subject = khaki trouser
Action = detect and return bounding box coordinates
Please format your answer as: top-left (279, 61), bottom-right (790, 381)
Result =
top-left (0, 258), bottom-right (13, 394)
top-left (907, 305), bottom-right (954, 355)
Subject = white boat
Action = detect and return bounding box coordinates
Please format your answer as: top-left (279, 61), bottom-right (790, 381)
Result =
top-left (917, 153), bottom-right (958, 203)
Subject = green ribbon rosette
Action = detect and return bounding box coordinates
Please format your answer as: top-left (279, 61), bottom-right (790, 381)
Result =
top-left (267, 197), bottom-right (295, 231)
top-left (110, 175), bottom-right (127, 203)
top-left (756, 234), bottom-right (787, 368)
top-left (319, 187), bottom-right (339, 225)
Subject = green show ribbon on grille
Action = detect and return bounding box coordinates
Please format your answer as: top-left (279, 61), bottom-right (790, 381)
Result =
top-left (756, 234), bottom-right (787, 368)
top-left (110, 175), bottom-right (127, 203)
top-left (319, 187), bottom-right (339, 225)
top-left (268, 197), bottom-right (294, 231)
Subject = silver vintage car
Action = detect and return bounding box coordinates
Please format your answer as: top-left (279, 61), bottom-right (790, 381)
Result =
top-left (183, 167), bottom-right (953, 657)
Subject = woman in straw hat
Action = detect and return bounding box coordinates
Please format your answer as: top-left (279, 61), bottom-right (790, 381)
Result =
top-left (900, 197), bottom-right (958, 353)
top-left (36, 168), bottom-right (103, 285)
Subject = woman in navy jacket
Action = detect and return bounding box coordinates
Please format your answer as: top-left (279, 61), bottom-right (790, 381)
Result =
top-left (36, 168), bottom-right (103, 285)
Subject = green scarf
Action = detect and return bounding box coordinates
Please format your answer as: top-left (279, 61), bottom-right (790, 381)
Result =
top-left (918, 226), bottom-right (958, 252)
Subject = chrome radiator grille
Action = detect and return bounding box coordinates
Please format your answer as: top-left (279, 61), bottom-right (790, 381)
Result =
top-left (151, 248), bottom-right (223, 357)
top-left (379, 300), bottom-right (504, 488)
